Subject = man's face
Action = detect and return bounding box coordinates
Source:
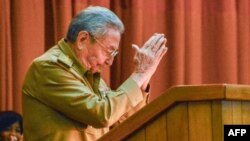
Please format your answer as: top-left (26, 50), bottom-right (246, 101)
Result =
top-left (87, 28), bottom-right (121, 73)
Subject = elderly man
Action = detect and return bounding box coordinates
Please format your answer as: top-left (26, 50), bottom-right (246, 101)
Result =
top-left (22, 6), bottom-right (167, 141)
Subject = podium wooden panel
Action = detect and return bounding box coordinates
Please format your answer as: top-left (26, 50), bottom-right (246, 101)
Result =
top-left (98, 84), bottom-right (250, 141)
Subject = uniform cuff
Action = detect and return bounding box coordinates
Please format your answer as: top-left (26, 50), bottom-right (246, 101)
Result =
top-left (118, 77), bottom-right (143, 107)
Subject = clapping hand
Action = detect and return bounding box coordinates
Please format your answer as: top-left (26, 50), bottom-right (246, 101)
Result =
top-left (131, 33), bottom-right (168, 88)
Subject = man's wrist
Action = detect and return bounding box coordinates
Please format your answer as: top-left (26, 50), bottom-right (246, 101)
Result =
top-left (130, 72), bottom-right (147, 87)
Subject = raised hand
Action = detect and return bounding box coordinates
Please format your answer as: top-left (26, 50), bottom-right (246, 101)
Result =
top-left (131, 33), bottom-right (168, 87)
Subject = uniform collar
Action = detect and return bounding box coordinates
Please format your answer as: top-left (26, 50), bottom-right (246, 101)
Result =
top-left (57, 38), bottom-right (88, 75)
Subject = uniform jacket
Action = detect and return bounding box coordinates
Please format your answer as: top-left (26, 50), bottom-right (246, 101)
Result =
top-left (22, 39), bottom-right (149, 141)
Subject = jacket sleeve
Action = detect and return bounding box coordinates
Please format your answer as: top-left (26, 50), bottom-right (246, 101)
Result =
top-left (22, 60), bottom-right (146, 128)
top-left (110, 87), bottom-right (150, 128)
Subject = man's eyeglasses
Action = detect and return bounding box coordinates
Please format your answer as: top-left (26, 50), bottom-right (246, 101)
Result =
top-left (93, 37), bottom-right (119, 57)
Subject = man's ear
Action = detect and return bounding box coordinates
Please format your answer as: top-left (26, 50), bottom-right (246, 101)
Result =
top-left (76, 31), bottom-right (89, 50)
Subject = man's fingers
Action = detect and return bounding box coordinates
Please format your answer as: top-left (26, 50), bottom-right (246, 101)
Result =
top-left (160, 46), bottom-right (168, 59)
top-left (143, 34), bottom-right (158, 48)
top-left (156, 45), bottom-right (168, 60)
top-left (152, 37), bottom-right (166, 52)
top-left (148, 34), bottom-right (163, 47)
top-left (144, 33), bottom-right (162, 49)
top-left (132, 44), bottom-right (140, 52)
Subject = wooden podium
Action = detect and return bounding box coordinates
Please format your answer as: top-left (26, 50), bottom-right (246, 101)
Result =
top-left (98, 84), bottom-right (250, 141)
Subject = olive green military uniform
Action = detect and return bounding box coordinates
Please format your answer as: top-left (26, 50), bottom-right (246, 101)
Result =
top-left (22, 39), bottom-right (149, 141)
